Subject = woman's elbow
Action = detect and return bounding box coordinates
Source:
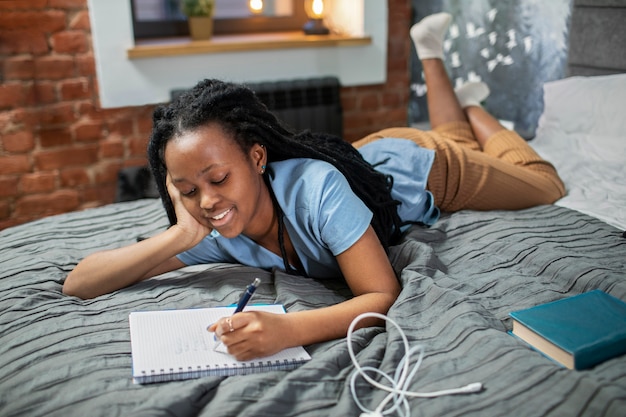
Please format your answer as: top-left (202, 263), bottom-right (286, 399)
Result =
top-left (62, 272), bottom-right (93, 299)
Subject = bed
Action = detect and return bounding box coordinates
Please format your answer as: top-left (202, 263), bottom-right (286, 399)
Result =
top-left (2, 5), bottom-right (626, 417)
top-left (1, 100), bottom-right (625, 417)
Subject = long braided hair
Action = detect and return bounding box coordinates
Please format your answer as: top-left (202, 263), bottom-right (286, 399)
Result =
top-left (147, 79), bottom-right (403, 252)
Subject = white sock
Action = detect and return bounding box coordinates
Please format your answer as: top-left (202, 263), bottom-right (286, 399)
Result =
top-left (410, 12), bottom-right (452, 60)
top-left (455, 82), bottom-right (490, 108)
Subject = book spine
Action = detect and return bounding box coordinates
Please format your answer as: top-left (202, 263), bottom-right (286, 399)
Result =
top-left (133, 358), bottom-right (309, 384)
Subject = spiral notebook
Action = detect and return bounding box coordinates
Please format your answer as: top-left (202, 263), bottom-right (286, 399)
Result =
top-left (129, 304), bottom-right (311, 384)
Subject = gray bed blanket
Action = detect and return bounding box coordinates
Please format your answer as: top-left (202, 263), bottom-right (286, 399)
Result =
top-left (1, 199), bottom-right (625, 417)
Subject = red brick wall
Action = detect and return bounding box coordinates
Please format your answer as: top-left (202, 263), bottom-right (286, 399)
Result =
top-left (342, 0), bottom-right (412, 142)
top-left (0, 0), bottom-right (411, 230)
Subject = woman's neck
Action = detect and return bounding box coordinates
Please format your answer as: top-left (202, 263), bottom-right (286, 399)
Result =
top-left (246, 183), bottom-right (302, 272)
top-left (244, 181), bottom-right (279, 249)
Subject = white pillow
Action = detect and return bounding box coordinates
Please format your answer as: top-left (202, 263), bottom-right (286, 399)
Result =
top-left (532, 74), bottom-right (626, 230)
top-left (537, 73), bottom-right (626, 138)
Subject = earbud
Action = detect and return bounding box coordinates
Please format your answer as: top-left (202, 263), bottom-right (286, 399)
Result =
top-left (461, 382), bottom-right (483, 393)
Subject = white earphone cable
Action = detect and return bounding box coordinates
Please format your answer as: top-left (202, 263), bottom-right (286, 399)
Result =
top-left (347, 312), bottom-right (483, 417)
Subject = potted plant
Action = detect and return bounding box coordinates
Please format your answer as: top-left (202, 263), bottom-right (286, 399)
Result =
top-left (181, 0), bottom-right (216, 40)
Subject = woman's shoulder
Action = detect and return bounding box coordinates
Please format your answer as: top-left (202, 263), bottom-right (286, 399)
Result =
top-left (269, 158), bottom-right (336, 176)
top-left (267, 158), bottom-right (357, 212)
top-left (268, 158), bottom-right (345, 193)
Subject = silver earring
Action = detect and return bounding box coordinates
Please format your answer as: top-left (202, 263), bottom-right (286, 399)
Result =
top-left (260, 164), bottom-right (266, 174)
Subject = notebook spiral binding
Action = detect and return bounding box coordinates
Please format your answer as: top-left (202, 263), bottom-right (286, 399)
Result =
top-left (135, 358), bottom-right (309, 384)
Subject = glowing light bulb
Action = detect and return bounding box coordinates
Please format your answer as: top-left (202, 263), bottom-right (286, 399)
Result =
top-left (249, 0), bottom-right (263, 14)
top-left (312, 0), bottom-right (324, 17)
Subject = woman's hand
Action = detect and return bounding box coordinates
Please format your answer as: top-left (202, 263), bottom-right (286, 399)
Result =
top-left (166, 173), bottom-right (213, 247)
top-left (209, 312), bottom-right (290, 361)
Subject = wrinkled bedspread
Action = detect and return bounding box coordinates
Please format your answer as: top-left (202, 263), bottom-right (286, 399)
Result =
top-left (1, 199), bottom-right (625, 417)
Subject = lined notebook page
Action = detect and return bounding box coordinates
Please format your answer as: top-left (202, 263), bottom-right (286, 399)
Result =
top-left (129, 304), bottom-right (311, 384)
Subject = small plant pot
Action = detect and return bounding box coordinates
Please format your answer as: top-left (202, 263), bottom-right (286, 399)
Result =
top-left (188, 17), bottom-right (213, 40)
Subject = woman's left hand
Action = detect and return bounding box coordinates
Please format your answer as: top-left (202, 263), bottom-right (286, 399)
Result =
top-left (208, 312), bottom-right (290, 361)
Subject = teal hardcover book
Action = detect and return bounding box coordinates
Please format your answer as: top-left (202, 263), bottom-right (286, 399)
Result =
top-left (509, 290), bottom-right (626, 370)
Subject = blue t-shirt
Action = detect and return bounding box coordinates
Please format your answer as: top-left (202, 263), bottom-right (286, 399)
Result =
top-left (177, 138), bottom-right (439, 277)
top-left (357, 138), bottom-right (439, 228)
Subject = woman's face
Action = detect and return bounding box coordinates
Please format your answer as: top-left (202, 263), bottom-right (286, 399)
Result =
top-left (164, 123), bottom-right (269, 239)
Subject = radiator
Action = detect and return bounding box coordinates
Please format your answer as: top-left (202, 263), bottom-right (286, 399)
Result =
top-left (170, 77), bottom-right (343, 138)
top-left (245, 77), bottom-right (343, 138)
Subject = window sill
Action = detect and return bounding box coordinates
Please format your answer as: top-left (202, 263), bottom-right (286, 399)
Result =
top-left (127, 31), bottom-right (372, 59)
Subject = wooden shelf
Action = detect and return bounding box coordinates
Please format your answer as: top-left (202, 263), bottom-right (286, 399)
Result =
top-left (127, 31), bottom-right (372, 59)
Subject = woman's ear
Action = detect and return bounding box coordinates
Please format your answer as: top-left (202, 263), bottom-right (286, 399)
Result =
top-left (251, 143), bottom-right (267, 174)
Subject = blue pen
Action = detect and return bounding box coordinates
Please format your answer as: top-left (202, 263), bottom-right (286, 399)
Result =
top-left (213, 278), bottom-right (261, 351)
top-left (234, 277), bottom-right (261, 313)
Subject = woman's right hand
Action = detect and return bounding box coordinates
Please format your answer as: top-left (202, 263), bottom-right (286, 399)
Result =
top-left (63, 174), bottom-right (212, 299)
top-left (166, 173), bottom-right (213, 247)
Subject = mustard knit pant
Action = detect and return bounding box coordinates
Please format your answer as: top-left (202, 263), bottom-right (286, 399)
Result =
top-left (353, 121), bottom-right (566, 212)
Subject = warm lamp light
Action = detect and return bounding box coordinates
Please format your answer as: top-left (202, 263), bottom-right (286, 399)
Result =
top-left (249, 0), bottom-right (263, 15)
top-left (303, 0), bottom-right (329, 35)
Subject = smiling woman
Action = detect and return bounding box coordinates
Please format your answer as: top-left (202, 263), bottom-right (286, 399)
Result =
top-left (63, 77), bottom-right (405, 361)
top-left (65, 15), bottom-right (565, 361)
